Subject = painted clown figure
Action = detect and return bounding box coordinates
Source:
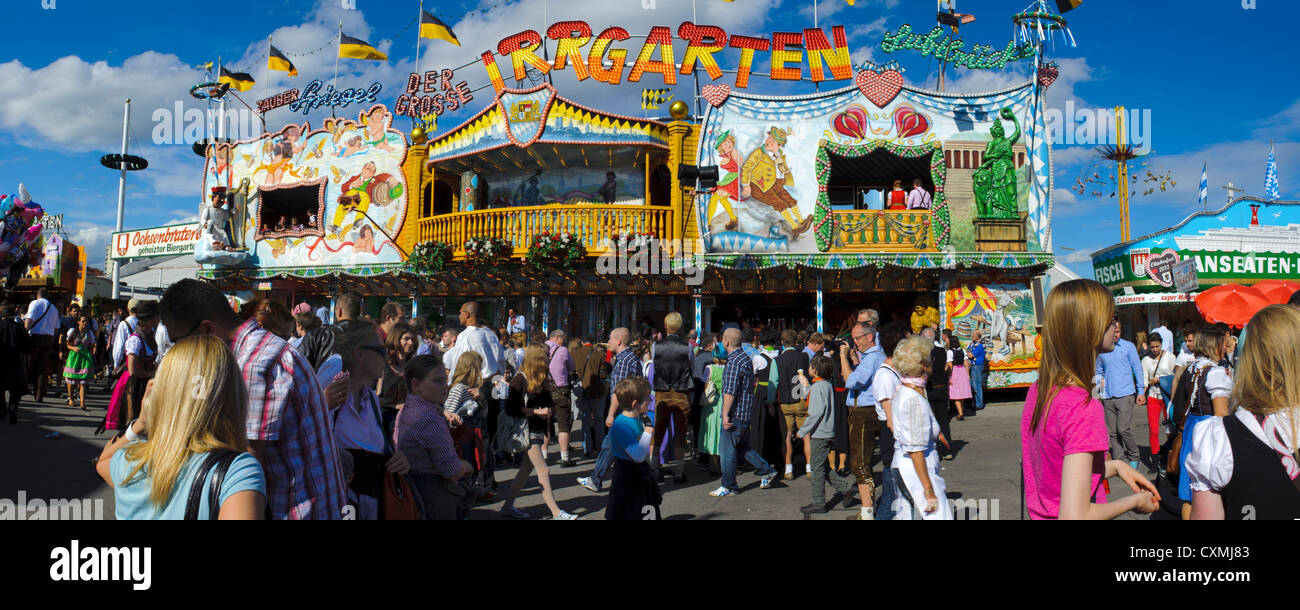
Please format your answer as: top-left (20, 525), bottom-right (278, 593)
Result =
top-left (741, 127), bottom-right (811, 237)
top-left (200, 187), bottom-right (234, 250)
top-left (330, 161), bottom-right (403, 239)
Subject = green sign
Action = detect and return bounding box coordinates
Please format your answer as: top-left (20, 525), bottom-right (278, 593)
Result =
top-left (880, 25), bottom-right (1036, 70)
top-left (1093, 248), bottom-right (1300, 291)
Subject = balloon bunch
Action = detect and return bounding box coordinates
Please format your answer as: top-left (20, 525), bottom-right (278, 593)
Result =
top-left (0, 183), bottom-right (46, 289)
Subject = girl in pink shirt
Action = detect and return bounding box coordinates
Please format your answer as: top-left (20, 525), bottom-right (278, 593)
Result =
top-left (1021, 279), bottom-right (1160, 519)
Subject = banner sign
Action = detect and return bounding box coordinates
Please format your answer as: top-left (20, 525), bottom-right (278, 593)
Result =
top-left (1173, 259), bottom-right (1199, 293)
top-left (287, 80), bottom-right (383, 116)
top-left (258, 88), bottom-right (301, 114)
top-left (1114, 292), bottom-right (1195, 306)
top-left (478, 21), bottom-right (854, 93)
top-left (38, 214), bottom-right (63, 235)
top-left (1096, 248), bottom-right (1300, 287)
top-left (111, 223), bottom-right (202, 260)
top-left (879, 25), bottom-right (1036, 70)
top-left (394, 69), bottom-right (474, 118)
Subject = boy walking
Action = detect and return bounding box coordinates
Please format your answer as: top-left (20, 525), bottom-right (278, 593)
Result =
top-left (798, 356), bottom-right (856, 514)
top-left (606, 377), bottom-right (662, 520)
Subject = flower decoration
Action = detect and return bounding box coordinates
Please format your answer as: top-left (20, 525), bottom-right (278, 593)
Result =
top-left (465, 236), bottom-right (514, 272)
top-left (525, 231), bottom-right (586, 273)
top-left (408, 240), bottom-right (453, 275)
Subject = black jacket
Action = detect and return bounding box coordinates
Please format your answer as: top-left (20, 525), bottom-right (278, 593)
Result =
top-left (652, 335), bottom-right (693, 392)
top-left (298, 318), bottom-right (372, 371)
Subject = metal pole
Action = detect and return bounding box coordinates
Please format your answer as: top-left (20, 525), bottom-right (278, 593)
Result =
top-left (111, 99), bottom-right (130, 300)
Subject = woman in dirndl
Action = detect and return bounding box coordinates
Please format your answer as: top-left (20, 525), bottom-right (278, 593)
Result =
top-left (63, 315), bottom-right (95, 411)
top-left (1171, 326), bottom-right (1232, 519)
top-left (103, 302), bottom-right (159, 433)
top-left (947, 331), bottom-right (972, 421)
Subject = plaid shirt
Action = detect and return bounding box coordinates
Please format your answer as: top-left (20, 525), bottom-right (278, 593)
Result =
top-left (722, 348), bottom-right (756, 424)
top-left (609, 348), bottom-right (642, 396)
top-left (235, 319), bottom-right (348, 520)
top-left (394, 394), bottom-right (461, 477)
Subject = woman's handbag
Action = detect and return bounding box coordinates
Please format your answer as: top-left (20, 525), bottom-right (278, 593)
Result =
top-left (381, 470), bottom-right (422, 520)
top-left (495, 386), bottom-right (530, 454)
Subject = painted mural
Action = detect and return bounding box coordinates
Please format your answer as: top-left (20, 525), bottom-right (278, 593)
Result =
top-left (941, 280), bottom-right (1041, 389)
top-left (198, 104), bottom-right (409, 268)
top-left (1092, 199), bottom-right (1300, 292)
top-left (484, 167), bottom-right (645, 208)
top-left (695, 78), bottom-right (1049, 254)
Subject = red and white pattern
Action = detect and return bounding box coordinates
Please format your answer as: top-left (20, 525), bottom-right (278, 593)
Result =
top-left (1037, 64), bottom-right (1059, 90)
top-left (856, 70), bottom-right (903, 108)
top-left (702, 84), bottom-right (731, 108)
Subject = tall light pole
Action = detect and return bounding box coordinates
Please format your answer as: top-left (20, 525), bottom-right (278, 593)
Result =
top-left (99, 99), bottom-right (148, 299)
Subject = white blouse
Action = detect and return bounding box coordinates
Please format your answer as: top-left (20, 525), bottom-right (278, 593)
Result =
top-left (892, 385), bottom-right (939, 458)
top-left (1187, 408), bottom-right (1298, 493)
top-left (1141, 351), bottom-right (1175, 399)
top-left (1186, 358), bottom-right (1232, 401)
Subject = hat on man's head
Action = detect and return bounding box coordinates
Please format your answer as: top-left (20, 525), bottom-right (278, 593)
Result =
top-left (768, 127), bottom-right (788, 146)
top-left (134, 300), bottom-right (160, 320)
top-left (713, 129), bottom-right (733, 149)
top-left (127, 298), bottom-right (141, 314)
top-left (210, 186), bottom-right (227, 196)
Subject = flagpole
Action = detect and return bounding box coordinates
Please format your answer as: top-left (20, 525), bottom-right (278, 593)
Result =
top-left (217, 56), bottom-right (227, 142)
top-left (415, 0), bottom-right (423, 85)
top-left (263, 36), bottom-right (272, 131)
top-left (334, 22), bottom-right (342, 119)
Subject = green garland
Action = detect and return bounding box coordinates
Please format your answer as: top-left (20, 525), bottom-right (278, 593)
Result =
top-left (526, 231), bottom-right (587, 274)
top-left (408, 240), bottom-right (454, 275)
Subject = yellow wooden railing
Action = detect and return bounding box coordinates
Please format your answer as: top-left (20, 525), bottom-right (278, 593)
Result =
top-left (418, 204), bottom-right (676, 258)
top-left (832, 209), bottom-right (936, 252)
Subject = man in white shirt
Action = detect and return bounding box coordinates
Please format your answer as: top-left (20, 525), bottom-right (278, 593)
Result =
top-left (442, 301), bottom-right (505, 492)
top-left (23, 288), bottom-right (61, 403)
top-left (905, 179), bottom-right (932, 210)
top-left (505, 307), bottom-right (527, 336)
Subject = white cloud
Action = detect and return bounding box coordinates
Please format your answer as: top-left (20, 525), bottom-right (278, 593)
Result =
top-left (69, 224), bottom-right (114, 268)
top-left (1059, 248), bottom-right (1094, 264)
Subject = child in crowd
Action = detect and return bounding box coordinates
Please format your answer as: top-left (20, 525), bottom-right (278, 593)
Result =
top-left (606, 376), bottom-right (662, 520)
top-left (798, 356), bottom-right (856, 515)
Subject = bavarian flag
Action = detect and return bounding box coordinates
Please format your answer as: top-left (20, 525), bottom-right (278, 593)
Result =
top-left (1056, 0), bottom-right (1082, 13)
top-left (420, 11), bottom-right (460, 46)
top-left (219, 66), bottom-right (256, 92)
top-left (339, 33), bottom-right (388, 61)
top-left (268, 45), bottom-right (298, 77)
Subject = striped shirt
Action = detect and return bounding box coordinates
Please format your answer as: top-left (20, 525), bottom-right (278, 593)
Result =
top-left (722, 348), bottom-right (757, 424)
top-left (394, 394), bottom-right (461, 477)
top-left (234, 318), bottom-right (348, 520)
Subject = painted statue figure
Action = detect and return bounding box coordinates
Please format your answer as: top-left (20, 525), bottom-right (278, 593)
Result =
top-left (363, 106), bottom-right (395, 152)
top-left (972, 107), bottom-right (1021, 220)
top-left (200, 187), bottom-right (234, 251)
top-left (741, 127), bottom-right (811, 237)
top-left (707, 130), bottom-right (740, 231)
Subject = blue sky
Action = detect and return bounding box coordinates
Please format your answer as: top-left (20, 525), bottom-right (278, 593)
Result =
top-left (0, 0), bottom-right (1295, 275)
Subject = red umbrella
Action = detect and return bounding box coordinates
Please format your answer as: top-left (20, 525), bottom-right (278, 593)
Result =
top-left (1195, 284), bottom-right (1273, 328)
top-left (1252, 279), bottom-right (1300, 304)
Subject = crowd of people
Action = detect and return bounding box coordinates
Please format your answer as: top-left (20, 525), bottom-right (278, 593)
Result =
top-left (1021, 279), bottom-right (1300, 520)
top-left (12, 276), bottom-right (1300, 521)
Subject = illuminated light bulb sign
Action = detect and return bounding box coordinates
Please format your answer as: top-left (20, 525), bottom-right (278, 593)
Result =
top-left (394, 68), bottom-right (475, 118)
top-left (286, 79), bottom-right (383, 116)
top-left (879, 24), bottom-right (1036, 70)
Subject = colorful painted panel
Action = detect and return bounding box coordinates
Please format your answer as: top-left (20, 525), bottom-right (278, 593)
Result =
top-left (941, 280), bottom-right (1041, 388)
top-left (696, 79), bottom-right (1049, 254)
top-left (200, 104), bottom-right (409, 267)
top-left (1091, 199), bottom-right (1300, 291)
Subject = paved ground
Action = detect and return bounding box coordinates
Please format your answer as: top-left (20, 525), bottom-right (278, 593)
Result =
top-left (1, 387), bottom-right (1159, 520)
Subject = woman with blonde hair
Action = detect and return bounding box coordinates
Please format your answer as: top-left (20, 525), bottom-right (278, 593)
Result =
top-left (1021, 279), bottom-right (1159, 520)
top-left (499, 343), bottom-right (578, 520)
top-left (96, 336), bottom-right (266, 519)
top-left (1187, 305), bottom-right (1300, 519)
top-left (888, 335), bottom-right (953, 520)
top-left (444, 350), bottom-right (489, 495)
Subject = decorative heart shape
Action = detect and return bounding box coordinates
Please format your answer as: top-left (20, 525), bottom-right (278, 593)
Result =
top-left (832, 106), bottom-right (868, 140)
top-left (893, 104), bottom-right (930, 139)
top-left (856, 69), bottom-right (903, 108)
top-left (1146, 250), bottom-right (1180, 287)
top-left (1037, 63), bottom-right (1059, 90)
top-left (701, 84), bottom-right (731, 108)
